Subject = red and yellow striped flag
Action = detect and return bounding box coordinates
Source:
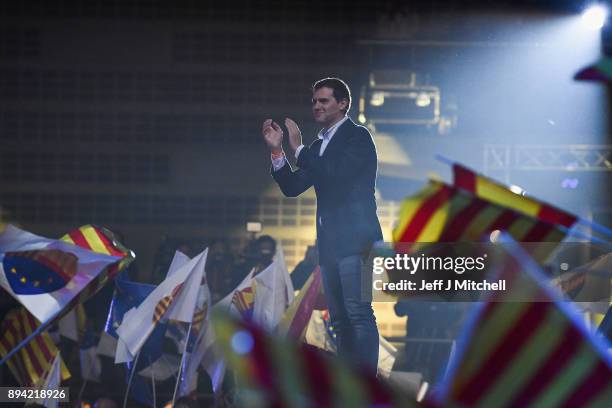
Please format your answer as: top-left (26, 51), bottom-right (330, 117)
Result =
top-left (439, 246), bottom-right (612, 407)
top-left (392, 181), bottom-right (453, 244)
top-left (453, 163), bottom-right (577, 228)
top-left (438, 186), bottom-right (567, 245)
top-left (0, 308), bottom-right (70, 386)
top-left (393, 181), bottom-right (567, 249)
top-left (213, 311), bottom-right (423, 407)
top-left (277, 266), bottom-right (324, 340)
top-left (60, 224), bottom-right (134, 309)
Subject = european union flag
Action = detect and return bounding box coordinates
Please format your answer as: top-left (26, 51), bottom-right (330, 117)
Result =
top-left (105, 276), bottom-right (168, 364)
top-left (105, 274), bottom-right (170, 407)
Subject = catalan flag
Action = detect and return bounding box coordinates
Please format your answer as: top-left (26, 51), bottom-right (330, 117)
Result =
top-left (438, 185), bottom-right (567, 245)
top-left (212, 311), bottom-right (421, 408)
top-left (393, 181), bottom-right (567, 251)
top-left (0, 308), bottom-right (70, 386)
top-left (392, 181), bottom-right (452, 244)
top-left (438, 237), bottom-right (612, 408)
top-left (452, 163), bottom-right (577, 228)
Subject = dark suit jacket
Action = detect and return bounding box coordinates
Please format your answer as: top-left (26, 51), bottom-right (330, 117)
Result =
top-left (272, 118), bottom-right (383, 265)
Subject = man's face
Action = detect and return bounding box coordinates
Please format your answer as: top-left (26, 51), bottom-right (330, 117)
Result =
top-left (312, 86), bottom-right (347, 127)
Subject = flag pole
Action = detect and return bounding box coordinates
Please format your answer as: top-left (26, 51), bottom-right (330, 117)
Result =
top-left (545, 224), bottom-right (612, 251)
top-left (576, 218), bottom-right (612, 240)
top-left (150, 356), bottom-right (156, 408)
top-left (123, 349), bottom-right (141, 408)
top-left (77, 375), bottom-right (89, 403)
top-left (434, 154), bottom-right (612, 240)
top-left (77, 378), bottom-right (88, 403)
top-left (171, 322), bottom-right (193, 406)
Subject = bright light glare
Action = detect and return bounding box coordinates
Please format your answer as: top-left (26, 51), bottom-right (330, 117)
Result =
top-left (582, 4), bottom-right (608, 30)
top-left (370, 92), bottom-right (385, 107)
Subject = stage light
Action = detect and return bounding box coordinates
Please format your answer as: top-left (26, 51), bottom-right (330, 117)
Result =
top-left (561, 178), bottom-right (579, 189)
top-left (582, 4), bottom-right (608, 30)
top-left (370, 91), bottom-right (385, 107)
top-left (415, 92), bottom-right (431, 107)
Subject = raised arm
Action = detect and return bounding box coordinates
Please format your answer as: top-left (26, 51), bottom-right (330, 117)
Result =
top-left (262, 118), bottom-right (313, 197)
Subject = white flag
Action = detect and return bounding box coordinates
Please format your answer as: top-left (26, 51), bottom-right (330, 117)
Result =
top-left (178, 282), bottom-right (212, 397)
top-left (116, 249), bottom-right (207, 359)
top-left (0, 225), bottom-right (120, 323)
top-left (253, 246), bottom-right (295, 330)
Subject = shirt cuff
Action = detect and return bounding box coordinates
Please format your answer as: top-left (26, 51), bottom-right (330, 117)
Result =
top-left (295, 145), bottom-right (305, 159)
top-left (271, 155), bottom-right (286, 172)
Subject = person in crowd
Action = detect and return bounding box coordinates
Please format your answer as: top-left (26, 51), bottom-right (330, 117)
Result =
top-left (291, 244), bottom-right (318, 290)
top-left (205, 238), bottom-right (235, 303)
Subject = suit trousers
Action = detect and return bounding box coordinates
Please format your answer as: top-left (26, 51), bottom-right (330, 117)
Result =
top-left (320, 254), bottom-right (379, 374)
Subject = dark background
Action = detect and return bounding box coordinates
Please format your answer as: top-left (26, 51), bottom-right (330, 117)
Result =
top-left (1, 0), bottom-right (610, 278)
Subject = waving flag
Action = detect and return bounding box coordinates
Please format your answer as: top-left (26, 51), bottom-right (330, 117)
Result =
top-left (212, 311), bottom-right (420, 407)
top-left (231, 284), bottom-right (256, 320)
top-left (0, 308), bottom-right (70, 386)
top-left (392, 181), bottom-right (452, 244)
top-left (278, 267), bottom-right (323, 340)
top-left (217, 266), bottom-right (255, 315)
top-left (393, 181), bottom-right (567, 256)
top-left (60, 224), bottom-right (135, 308)
top-left (438, 236), bottom-right (612, 407)
top-left (438, 184), bottom-right (567, 245)
top-left (452, 163), bottom-right (577, 228)
top-left (3, 249), bottom-right (78, 294)
top-left (253, 246), bottom-right (295, 331)
top-left (117, 249), bottom-right (206, 360)
top-left (153, 283), bottom-right (184, 324)
top-left (0, 224), bottom-right (122, 324)
top-left (178, 281), bottom-right (213, 398)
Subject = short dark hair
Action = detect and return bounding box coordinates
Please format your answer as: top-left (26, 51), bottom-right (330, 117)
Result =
top-left (256, 235), bottom-right (276, 249)
top-left (313, 77), bottom-right (351, 113)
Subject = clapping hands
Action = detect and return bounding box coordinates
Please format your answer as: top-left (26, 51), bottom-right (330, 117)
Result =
top-left (262, 118), bottom-right (303, 154)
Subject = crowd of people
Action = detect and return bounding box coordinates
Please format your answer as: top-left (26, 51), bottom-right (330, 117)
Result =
top-left (1, 232), bottom-right (319, 407)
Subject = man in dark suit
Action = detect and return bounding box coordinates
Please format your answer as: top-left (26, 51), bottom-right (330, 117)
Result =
top-left (261, 77), bottom-right (382, 373)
